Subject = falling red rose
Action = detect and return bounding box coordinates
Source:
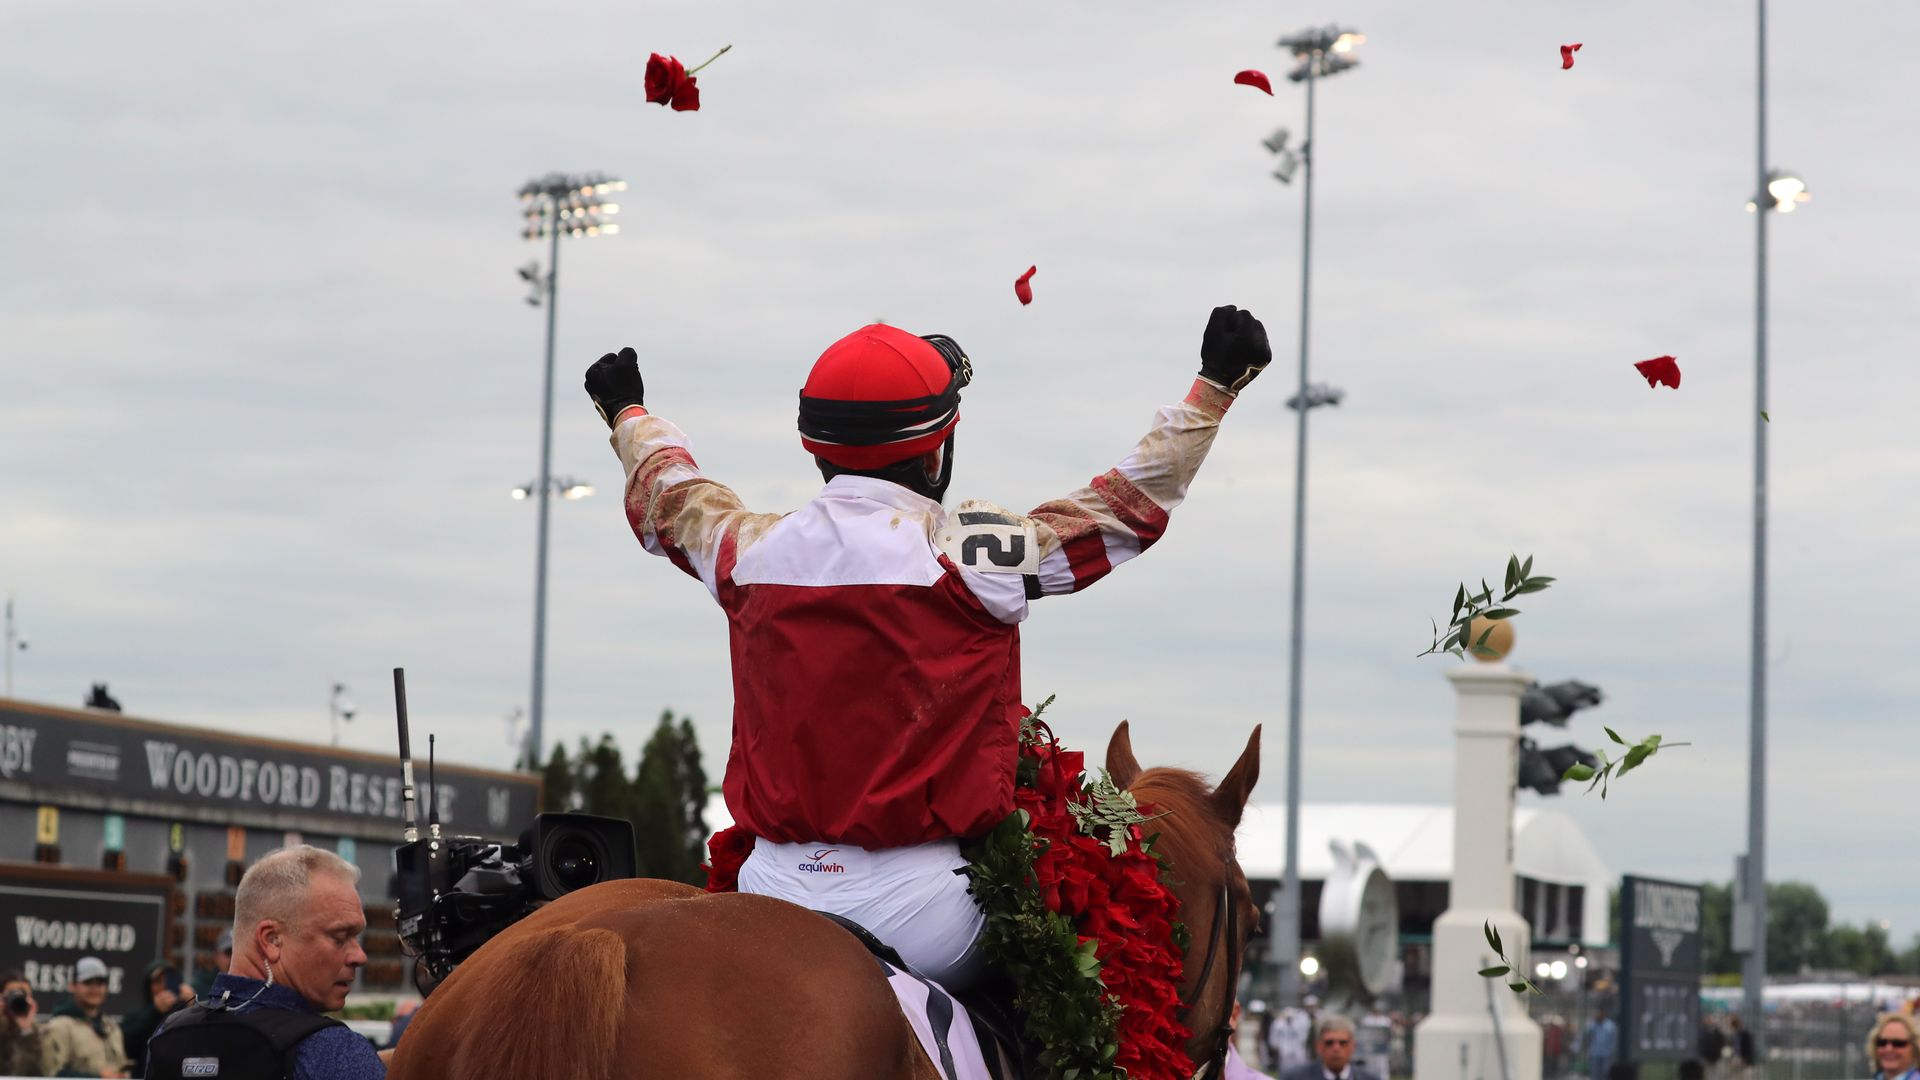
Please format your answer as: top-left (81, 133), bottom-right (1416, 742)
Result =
top-left (1233, 69), bottom-right (1274, 95)
top-left (1015, 265), bottom-right (1037, 306)
top-left (644, 53), bottom-right (701, 111)
top-left (1560, 43), bottom-right (1583, 70)
top-left (1633, 355), bottom-right (1681, 389)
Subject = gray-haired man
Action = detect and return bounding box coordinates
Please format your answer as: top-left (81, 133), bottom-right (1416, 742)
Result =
top-left (146, 845), bottom-right (384, 1079)
top-left (1280, 1015), bottom-right (1383, 1080)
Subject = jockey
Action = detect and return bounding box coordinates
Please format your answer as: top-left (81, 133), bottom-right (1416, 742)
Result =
top-left (585, 305), bottom-right (1270, 987)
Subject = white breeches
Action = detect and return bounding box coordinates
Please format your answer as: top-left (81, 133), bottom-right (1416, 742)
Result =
top-left (737, 837), bottom-right (986, 988)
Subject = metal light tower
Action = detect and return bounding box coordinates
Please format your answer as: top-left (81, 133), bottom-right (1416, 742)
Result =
top-left (517, 171), bottom-right (624, 765)
top-left (1740, 0), bottom-right (1808, 1046)
top-left (329, 682), bottom-right (355, 747)
top-left (3, 594), bottom-right (26, 697)
top-left (1267, 23), bottom-right (1362, 1009)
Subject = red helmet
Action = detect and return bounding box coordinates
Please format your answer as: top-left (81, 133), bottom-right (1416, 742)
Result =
top-left (797, 324), bottom-right (971, 470)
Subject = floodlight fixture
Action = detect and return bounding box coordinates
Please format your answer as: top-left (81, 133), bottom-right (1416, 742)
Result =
top-left (1746, 168), bottom-right (1810, 213)
top-left (511, 476), bottom-right (594, 501)
top-left (1279, 24), bottom-right (1364, 81)
top-left (1285, 382), bottom-right (1345, 411)
top-left (1264, 127), bottom-right (1292, 154)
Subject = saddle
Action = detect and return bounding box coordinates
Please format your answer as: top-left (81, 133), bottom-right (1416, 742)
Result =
top-left (817, 912), bottom-right (1028, 1080)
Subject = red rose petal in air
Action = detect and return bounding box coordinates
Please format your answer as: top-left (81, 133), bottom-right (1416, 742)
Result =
top-left (1233, 69), bottom-right (1274, 95)
top-left (1014, 265), bottom-right (1037, 306)
top-left (1633, 355), bottom-right (1681, 389)
top-left (670, 78), bottom-right (701, 112)
top-left (1560, 43), bottom-right (1583, 70)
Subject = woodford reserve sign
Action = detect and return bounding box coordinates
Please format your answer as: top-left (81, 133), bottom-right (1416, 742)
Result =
top-left (0, 699), bottom-right (539, 840)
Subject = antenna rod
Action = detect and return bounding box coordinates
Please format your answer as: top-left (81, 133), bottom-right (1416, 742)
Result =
top-left (427, 734), bottom-right (440, 833)
top-left (394, 667), bottom-right (419, 843)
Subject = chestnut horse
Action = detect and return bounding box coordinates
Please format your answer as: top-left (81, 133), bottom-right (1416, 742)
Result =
top-left (387, 722), bottom-right (1261, 1080)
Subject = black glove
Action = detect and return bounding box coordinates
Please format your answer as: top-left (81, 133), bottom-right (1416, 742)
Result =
top-left (584, 347), bottom-right (646, 427)
top-left (1197, 305), bottom-right (1271, 393)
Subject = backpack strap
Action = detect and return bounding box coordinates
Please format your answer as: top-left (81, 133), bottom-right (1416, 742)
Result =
top-left (245, 1009), bottom-right (346, 1077)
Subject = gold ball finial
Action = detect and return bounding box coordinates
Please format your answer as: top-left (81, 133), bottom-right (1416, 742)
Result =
top-left (1467, 615), bottom-right (1515, 662)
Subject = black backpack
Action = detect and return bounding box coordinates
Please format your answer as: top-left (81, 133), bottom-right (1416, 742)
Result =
top-left (145, 999), bottom-right (345, 1080)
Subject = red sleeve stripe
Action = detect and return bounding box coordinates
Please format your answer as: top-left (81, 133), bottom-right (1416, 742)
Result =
top-left (630, 477), bottom-right (704, 582)
top-left (1063, 530), bottom-right (1112, 591)
top-left (1091, 469), bottom-right (1170, 549)
top-left (634, 446), bottom-right (698, 497)
top-left (715, 530), bottom-right (740, 586)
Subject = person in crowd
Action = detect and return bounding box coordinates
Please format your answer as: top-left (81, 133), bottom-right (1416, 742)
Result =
top-left (119, 962), bottom-right (195, 1077)
top-left (1280, 1014), bottom-right (1381, 1080)
top-left (145, 846), bottom-right (384, 1080)
top-left (44, 957), bottom-right (130, 1078)
top-left (1, 969), bottom-right (55, 1077)
top-left (1267, 997), bottom-right (1317, 1073)
top-left (190, 929), bottom-right (233, 999)
top-left (1727, 1014), bottom-right (1755, 1077)
top-left (383, 1000), bottom-right (419, 1051)
top-left (1584, 1008), bottom-right (1619, 1080)
top-left (1226, 1000), bottom-right (1277, 1080)
top-left (1869, 1012), bottom-right (1919, 1080)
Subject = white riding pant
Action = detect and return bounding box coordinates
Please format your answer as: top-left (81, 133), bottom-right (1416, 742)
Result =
top-left (737, 837), bottom-right (986, 988)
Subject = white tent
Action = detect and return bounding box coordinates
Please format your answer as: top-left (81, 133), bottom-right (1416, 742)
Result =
top-left (1234, 802), bottom-right (1613, 946)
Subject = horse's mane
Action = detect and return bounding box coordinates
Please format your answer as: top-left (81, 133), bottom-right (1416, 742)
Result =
top-left (1127, 766), bottom-right (1233, 900)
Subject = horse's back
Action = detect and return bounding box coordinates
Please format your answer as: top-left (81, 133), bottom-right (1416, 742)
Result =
top-left (391, 878), bottom-right (935, 1080)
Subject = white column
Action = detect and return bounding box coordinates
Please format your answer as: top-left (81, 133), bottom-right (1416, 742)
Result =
top-left (1413, 662), bottom-right (1542, 1080)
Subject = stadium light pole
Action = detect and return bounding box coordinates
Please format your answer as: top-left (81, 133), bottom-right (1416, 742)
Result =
top-left (1740, 0), bottom-right (1808, 1046)
top-left (517, 171), bottom-right (624, 767)
top-left (1268, 23), bottom-right (1361, 1010)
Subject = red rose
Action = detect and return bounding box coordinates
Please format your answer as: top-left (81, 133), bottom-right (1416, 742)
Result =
top-left (703, 823), bottom-right (755, 892)
top-left (644, 52), bottom-right (702, 112)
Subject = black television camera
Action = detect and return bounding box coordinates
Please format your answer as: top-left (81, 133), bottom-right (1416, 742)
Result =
top-left (385, 669), bottom-right (637, 986)
top-left (394, 811), bottom-right (636, 985)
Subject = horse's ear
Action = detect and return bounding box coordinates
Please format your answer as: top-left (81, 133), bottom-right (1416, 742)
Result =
top-left (1212, 725), bottom-right (1262, 827)
top-left (1106, 721), bottom-right (1142, 790)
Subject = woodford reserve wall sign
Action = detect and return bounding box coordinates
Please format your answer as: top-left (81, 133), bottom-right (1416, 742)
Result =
top-left (0, 699), bottom-right (539, 840)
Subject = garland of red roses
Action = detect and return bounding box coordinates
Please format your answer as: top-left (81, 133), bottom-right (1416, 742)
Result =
top-left (963, 706), bottom-right (1194, 1080)
top-left (702, 704), bottom-right (1192, 1080)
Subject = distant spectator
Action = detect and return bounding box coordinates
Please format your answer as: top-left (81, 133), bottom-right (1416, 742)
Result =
top-left (119, 962), bottom-right (194, 1077)
top-left (190, 928), bottom-right (233, 999)
top-left (1584, 1009), bottom-right (1619, 1080)
top-left (43, 956), bottom-right (130, 1078)
top-left (1281, 1014), bottom-right (1381, 1080)
top-left (1679, 1059), bottom-right (1706, 1080)
top-left (1868, 1013), bottom-right (1919, 1080)
top-left (1728, 1014), bottom-right (1755, 1074)
top-left (384, 1000), bottom-right (419, 1051)
top-left (1226, 1001), bottom-right (1277, 1080)
top-left (1, 968), bottom-right (54, 1077)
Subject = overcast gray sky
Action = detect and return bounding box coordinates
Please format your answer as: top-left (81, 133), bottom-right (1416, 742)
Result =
top-left (4, 1), bottom-right (1915, 941)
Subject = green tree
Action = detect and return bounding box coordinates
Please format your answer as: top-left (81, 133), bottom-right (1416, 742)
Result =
top-left (1767, 882), bottom-right (1829, 975)
top-left (631, 711), bottom-right (709, 884)
top-left (1699, 881), bottom-right (1738, 974)
top-left (575, 734), bottom-right (634, 819)
top-left (1823, 923), bottom-right (1894, 976)
top-left (540, 743), bottom-right (577, 812)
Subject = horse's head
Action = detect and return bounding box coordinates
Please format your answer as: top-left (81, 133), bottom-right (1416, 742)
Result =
top-left (1105, 720), bottom-right (1261, 1076)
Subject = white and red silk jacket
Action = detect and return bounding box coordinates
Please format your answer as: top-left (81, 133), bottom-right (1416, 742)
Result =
top-left (610, 377), bottom-right (1237, 850)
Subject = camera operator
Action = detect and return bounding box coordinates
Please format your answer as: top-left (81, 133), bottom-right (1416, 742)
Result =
top-left (146, 846), bottom-right (385, 1080)
top-left (1, 969), bottom-right (55, 1077)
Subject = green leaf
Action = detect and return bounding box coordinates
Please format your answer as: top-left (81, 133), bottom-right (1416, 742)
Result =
top-left (1524, 576), bottom-right (1556, 587)
top-left (1761, 411), bottom-right (1770, 422)
top-left (1604, 726), bottom-right (1625, 745)
top-left (1643, 734), bottom-right (1663, 750)
top-left (1479, 965), bottom-right (1511, 977)
top-left (1452, 584), bottom-right (1466, 622)
top-left (1615, 744), bottom-right (1653, 778)
top-left (1511, 581), bottom-right (1553, 596)
top-left (1476, 626), bottom-right (1495, 646)
top-left (1470, 644), bottom-right (1500, 658)
top-left (1561, 763), bottom-right (1597, 781)
top-left (1505, 554), bottom-right (1520, 592)
top-left (1484, 921), bottom-right (1503, 954)
top-left (1480, 607), bottom-right (1521, 620)
top-left (1509, 980), bottom-right (1530, 993)
top-left (1520, 555), bottom-right (1534, 580)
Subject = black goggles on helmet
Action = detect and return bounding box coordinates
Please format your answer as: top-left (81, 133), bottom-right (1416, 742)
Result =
top-left (797, 333), bottom-right (972, 450)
